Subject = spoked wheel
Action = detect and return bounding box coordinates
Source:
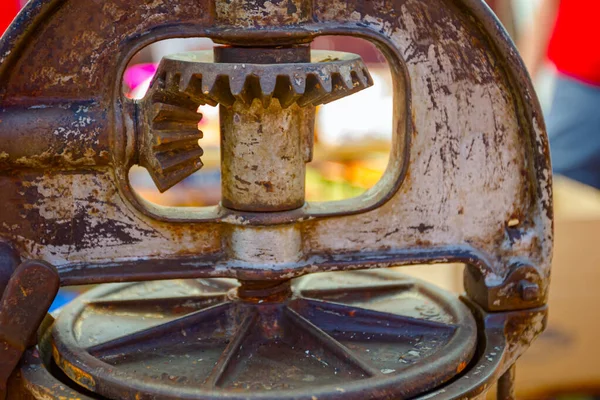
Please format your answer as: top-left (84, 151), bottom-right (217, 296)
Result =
top-left (50, 270), bottom-right (477, 400)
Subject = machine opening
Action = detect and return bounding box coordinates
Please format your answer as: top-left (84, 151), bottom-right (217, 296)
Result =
top-left (124, 36), bottom-right (393, 209)
top-left (397, 263), bottom-right (466, 295)
top-left (308, 36), bottom-right (393, 203)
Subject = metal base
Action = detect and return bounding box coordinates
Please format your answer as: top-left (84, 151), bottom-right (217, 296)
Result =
top-left (8, 272), bottom-right (549, 400)
top-left (46, 270), bottom-right (477, 400)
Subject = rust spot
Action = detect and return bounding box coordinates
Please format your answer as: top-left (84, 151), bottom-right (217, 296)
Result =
top-left (53, 345), bottom-right (96, 389)
top-left (255, 180), bottom-right (274, 192)
top-left (235, 175), bottom-right (251, 185)
top-left (408, 224), bottom-right (434, 234)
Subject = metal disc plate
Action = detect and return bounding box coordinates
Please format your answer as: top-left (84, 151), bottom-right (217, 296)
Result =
top-left (50, 270), bottom-right (477, 400)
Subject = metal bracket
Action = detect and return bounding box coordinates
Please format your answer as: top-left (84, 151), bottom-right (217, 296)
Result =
top-left (465, 262), bottom-right (547, 312)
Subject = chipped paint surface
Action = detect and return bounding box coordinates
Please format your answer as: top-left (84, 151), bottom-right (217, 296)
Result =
top-left (228, 225), bottom-right (302, 265)
top-left (504, 310), bottom-right (546, 364)
top-left (307, 0), bottom-right (552, 282)
top-left (221, 100), bottom-right (309, 211)
top-left (0, 102), bottom-right (109, 167)
top-left (0, 169), bottom-right (221, 268)
top-left (216, 0), bottom-right (313, 26)
top-left (1, 0), bottom-right (212, 97)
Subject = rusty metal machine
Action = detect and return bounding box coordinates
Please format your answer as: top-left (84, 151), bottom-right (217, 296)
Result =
top-left (0, 0), bottom-right (552, 399)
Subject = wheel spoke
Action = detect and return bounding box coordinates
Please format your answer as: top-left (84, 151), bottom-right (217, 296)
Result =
top-left (284, 307), bottom-right (382, 377)
top-left (300, 281), bottom-right (414, 299)
top-left (292, 298), bottom-right (457, 334)
top-left (186, 278), bottom-right (239, 292)
top-left (295, 270), bottom-right (415, 304)
top-left (87, 302), bottom-right (231, 358)
top-left (87, 294), bottom-right (228, 315)
top-left (289, 298), bottom-right (459, 375)
top-left (205, 310), bottom-right (257, 388)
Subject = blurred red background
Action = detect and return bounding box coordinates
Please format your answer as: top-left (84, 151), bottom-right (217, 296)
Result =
top-left (0, 0), bottom-right (21, 36)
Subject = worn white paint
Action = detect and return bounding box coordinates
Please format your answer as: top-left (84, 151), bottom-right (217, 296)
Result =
top-left (228, 225), bottom-right (302, 266)
top-left (12, 170), bottom-right (221, 267)
top-left (307, 0), bottom-right (551, 280)
top-left (0, 0), bottom-right (552, 286)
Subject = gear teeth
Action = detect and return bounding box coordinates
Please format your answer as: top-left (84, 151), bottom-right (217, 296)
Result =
top-left (179, 70), bottom-right (194, 93)
top-left (321, 71), bottom-right (364, 105)
top-left (209, 75), bottom-right (236, 107)
top-left (297, 73), bottom-right (329, 107)
top-left (153, 50), bottom-right (373, 110)
top-left (340, 70), bottom-right (355, 90)
top-left (153, 129), bottom-right (203, 149)
top-left (182, 73), bottom-right (231, 107)
top-left (138, 91), bottom-right (205, 192)
top-left (151, 103), bottom-right (203, 149)
top-left (229, 74), bottom-right (246, 98)
top-left (259, 74), bottom-right (277, 108)
top-left (151, 71), bottom-right (210, 108)
top-left (236, 75), bottom-right (263, 107)
top-left (152, 103), bottom-right (201, 123)
top-left (316, 72), bottom-right (333, 93)
top-left (165, 71), bottom-right (181, 92)
top-left (180, 74), bottom-right (216, 107)
top-left (312, 73), bottom-right (338, 105)
top-left (151, 90), bottom-right (202, 110)
top-left (289, 72), bottom-right (307, 95)
top-left (150, 156), bottom-right (204, 193)
top-left (272, 75), bottom-right (302, 109)
top-left (154, 146), bottom-right (204, 173)
top-left (355, 67), bottom-right (372, 87)
top-left (147, 101), bottom-right (204, 192)
top-left (200, 72), bottom-right (218, 96)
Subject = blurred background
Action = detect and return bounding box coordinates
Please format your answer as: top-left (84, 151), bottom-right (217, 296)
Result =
top-left (3, 0), bottom-right (600, 398)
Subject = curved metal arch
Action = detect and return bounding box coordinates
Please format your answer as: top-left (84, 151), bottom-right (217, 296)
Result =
top-left (0, 0), bottom-right (552, 312)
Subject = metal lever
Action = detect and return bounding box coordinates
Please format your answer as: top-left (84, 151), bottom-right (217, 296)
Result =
top-left (0, 260), bottom-right (59, 400)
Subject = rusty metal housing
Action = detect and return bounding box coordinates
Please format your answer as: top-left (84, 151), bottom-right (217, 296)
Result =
top-left (0, 0), bottom-right (552, 399)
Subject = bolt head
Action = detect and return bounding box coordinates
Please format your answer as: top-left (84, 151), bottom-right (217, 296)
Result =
top-left (519, 280), bottom-right (540, 301)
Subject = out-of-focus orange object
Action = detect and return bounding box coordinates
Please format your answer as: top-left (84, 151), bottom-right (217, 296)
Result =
top-left (1, 0), bottom-right (21, 37)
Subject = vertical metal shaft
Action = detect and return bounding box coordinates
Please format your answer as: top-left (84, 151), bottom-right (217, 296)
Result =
top-left (497, 364), bottom-right (516, 400)
top-left (216, 46), bottom-right (313, 212)
top-left (220, 100), bottom-right (312, 212)
top-left (216, 46), bottom-right (313, 277)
